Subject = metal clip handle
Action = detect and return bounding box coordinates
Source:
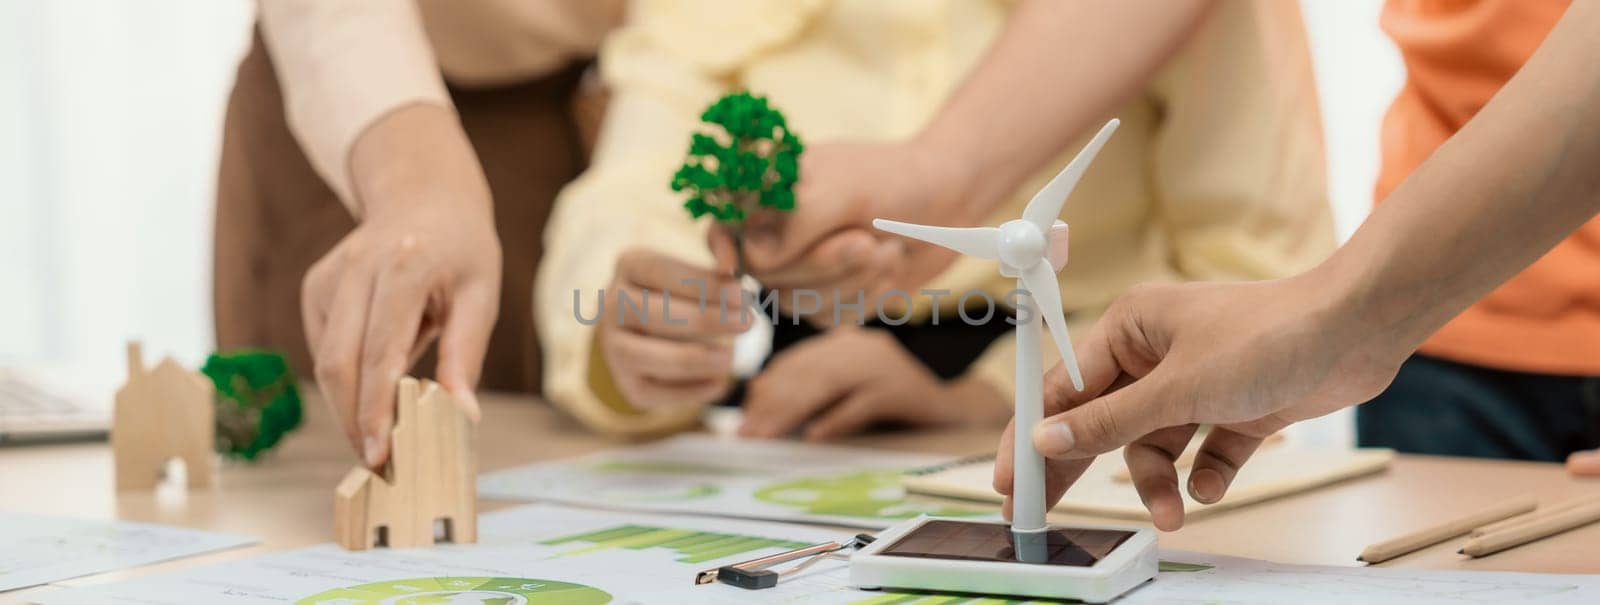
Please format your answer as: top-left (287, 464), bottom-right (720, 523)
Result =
top-left (695, 534), bottom-right (876, 590)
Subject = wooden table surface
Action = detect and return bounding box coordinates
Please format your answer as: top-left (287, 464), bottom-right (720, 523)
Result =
top-left (4, 390), bottom-right (1599, 603)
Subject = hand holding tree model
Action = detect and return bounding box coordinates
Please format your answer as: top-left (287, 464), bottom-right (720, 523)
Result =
top-left (671, 91), bottom-right (804, 273)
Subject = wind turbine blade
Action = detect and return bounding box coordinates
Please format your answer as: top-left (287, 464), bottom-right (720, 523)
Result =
top-left (1019, 260), bottom-right (1084, 391)
top-left (872, 219), bottom-right (1000, 259)
top-left (1022, 119), bottom-right (1120, 231)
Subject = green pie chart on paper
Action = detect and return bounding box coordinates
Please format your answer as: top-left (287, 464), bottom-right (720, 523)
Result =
top-left (295, 576), bottom-right (612, 605)
top-left (755, 470), bottom-right (989, 519)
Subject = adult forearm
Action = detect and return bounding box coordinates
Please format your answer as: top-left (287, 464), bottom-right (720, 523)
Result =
top-left (916, 0), bottom-right (1214, 205)
top-left (348, 103), bottom-right (493, 222)
top-left (1330, 0), bottom-right (1600, 354)
top-left (258, 0), bottom-right (453, 215)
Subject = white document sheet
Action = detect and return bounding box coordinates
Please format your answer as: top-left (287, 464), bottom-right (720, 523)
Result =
top-left (477, 434), bottom-right (998, 528)
top-left (670, 548), bottom-right (1600, 605)
top-left (1117, 550), bottom-right (1600, 605)
top-left (37, 503), bottom-right (848, 604)
top-left (40, 504), bottom-right (1600, 605)
top-left (0, 513), bottom-right (255, 592)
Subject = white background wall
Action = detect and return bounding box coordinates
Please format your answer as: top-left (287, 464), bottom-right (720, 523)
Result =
top-left (0, 0), bottom-right (1402, 444)
top-left (0, 0), bottom-right (254, 385)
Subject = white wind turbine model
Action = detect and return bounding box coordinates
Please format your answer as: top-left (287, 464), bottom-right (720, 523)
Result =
top-left (874, 119), bottom-right (1118, 539)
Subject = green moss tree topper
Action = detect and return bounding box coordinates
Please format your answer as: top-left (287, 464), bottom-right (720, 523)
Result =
top-left (671, 91), bottom-right (804, 235)
top-left (202, 349), bottom-right (303, 460)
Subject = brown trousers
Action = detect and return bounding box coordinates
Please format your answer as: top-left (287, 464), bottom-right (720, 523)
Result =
top-left (213, 33), bottom-right (591, 394)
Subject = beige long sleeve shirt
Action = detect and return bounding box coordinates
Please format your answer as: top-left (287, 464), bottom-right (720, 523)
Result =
top-left (536, 0), bottom-right (1336, 435)
top-left (256, 0), bottom-right (621, 212)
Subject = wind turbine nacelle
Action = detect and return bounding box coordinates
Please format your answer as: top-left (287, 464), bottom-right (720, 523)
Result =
top-left (997, 220), bottom-right (1046, 272)
top-left (872, 117), bottom-right (1116, 395)
top-left (1000, 221), bottom-right (1070, 278)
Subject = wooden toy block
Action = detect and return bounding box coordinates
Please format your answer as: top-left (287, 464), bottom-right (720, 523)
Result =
top-left (112, 342), bottom-right (216, 490)
top-left (334, 377), bottom-right (477, 550)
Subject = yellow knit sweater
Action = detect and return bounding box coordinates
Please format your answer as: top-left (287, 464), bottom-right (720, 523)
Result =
top-left (535, 0), bottom-right (1336, 435)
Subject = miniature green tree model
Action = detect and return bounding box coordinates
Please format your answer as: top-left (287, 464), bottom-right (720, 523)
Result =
top-left (671, 91), bottom-right (803, 269)
top-left (202, 349), bottom-right (303, 460)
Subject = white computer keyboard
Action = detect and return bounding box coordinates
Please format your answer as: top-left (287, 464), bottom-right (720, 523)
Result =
top-left (0, 370), bottom-right (109, 442)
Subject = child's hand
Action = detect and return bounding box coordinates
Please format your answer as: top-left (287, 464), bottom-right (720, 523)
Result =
top-left (597, 249), bottom-right (748, 411)
top-left (708, 225), bottom-right (894, 326)
top-left (717, 142), bottom-right (1003, 321)
top-left (738, 327), bottom-right (1008, 440)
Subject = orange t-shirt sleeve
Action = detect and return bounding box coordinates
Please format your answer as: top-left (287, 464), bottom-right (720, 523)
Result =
top-left (1376, 0), bottom-right (1600, 375)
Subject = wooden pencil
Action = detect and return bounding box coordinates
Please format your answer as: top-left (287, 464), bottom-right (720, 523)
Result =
top-left (1459, 498), bottom-right (1600, 558)
top-left (1357, 496), bottom-right (1537, 563)
top-left (1469, 496), bottom-right (1586, 537)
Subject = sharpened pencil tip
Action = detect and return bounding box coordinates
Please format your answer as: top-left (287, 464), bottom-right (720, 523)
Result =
top-left (1457, 549), bottom-right (1464, 554)
top-left (1355, 557), bottom-right (1366, 563)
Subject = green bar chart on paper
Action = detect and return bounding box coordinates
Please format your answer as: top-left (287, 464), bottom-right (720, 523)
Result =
top-left (540, 524), bottom-right (811, 564)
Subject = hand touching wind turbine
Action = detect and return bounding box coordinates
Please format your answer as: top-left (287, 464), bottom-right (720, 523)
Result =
top-left (873, 119), bottom-right (1119, 537)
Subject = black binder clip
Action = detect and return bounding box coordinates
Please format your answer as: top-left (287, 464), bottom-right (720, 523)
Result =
top-left (694, 534), bottom-right (876, 590)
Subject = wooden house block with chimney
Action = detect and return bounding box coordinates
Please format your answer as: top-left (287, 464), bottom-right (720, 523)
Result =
top-left (334, 377), bottom-right (477, 550)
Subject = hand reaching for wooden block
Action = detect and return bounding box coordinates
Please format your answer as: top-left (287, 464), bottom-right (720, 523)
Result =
top-left (335, 377), bottom-right (477, 550)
